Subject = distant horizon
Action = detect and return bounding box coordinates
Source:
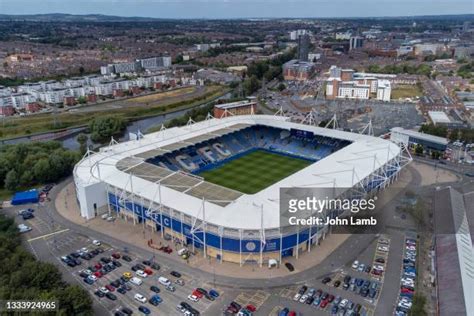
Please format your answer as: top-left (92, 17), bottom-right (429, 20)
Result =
top-left (1, 0), bottom-right (473, 19)
top-left (1, 12), bottom-right (474, 20)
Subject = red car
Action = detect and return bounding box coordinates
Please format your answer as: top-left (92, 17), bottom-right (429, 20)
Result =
top-left (288, 312), bottom-right (296, 316)
top-left (327, 295), bottom-right (335, 302)
top-left (192, 290), bottom-right (203, 298)
top-left (94, 263), bottom-right (102, 269)
top-left (111, 253), bottom-right (121, 259)
top-left (159, 246), bottom-right (173, 254)
top-left (401, 287), bottom-right (414, 294)
top-left (320, 300), bottom-right (328, 308)
top-left (105, 284), bottom-right (115, 292)
top-left (144, 268), bottom-right (153, 275)
top-left (94, 271), bottom-right (103, 278)
top-left (245, 305), bottom-right (257, 312)
top-left (372, 269), bottom-right (383, 275)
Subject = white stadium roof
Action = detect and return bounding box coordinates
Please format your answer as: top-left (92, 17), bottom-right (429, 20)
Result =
top-left (75, 115), bottom-right (401, 230)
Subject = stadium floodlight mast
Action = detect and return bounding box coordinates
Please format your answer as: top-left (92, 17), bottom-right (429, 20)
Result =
top-left (301, 109), bottom-right (318, 126)
top-left (325, 114), bottom-right (339, 129)
top-left (359, 119), bottom-right (374, 136)
top-left (274, 106), bottom-right (286, 117)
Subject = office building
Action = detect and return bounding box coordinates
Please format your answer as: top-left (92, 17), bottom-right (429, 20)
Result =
top-left (349, 36), bottom-right (364, 50)
top-left (297, 34), bottom-right (310, 61)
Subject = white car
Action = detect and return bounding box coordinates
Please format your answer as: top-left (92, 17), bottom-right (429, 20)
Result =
top-left (134, 293), bottom-right (147, 303)
top-left (88, 275), bottom-right (97, 281)
top-left (82, 269), bottom-right (92, 275)
top-left (339, 298), bottom-right (348, 308)
top-left (398, 301), bottom-right (412, 309)
top-left (351, 260), bottom-right (359, 269)
top-left (299, 294), bottom-right (308, 303)
top-left (187, 294), bottom-right (199, 302)
top-left (92, 240), bottom-right (101, 246)
top-left (293, 293), bottom-right (301, 301)
top-left (99, 287), bottom-right (109, 294)
top-left (176, 305), bottom-right (187, 313)
top-left (377, 246), bottom-right (389, 252)
top-left (136, 270), bottom-right (148, 278)
top-left (130, 277), bottom-right (142, 286)
top-left (80, 247), bottom-right (88, 253)
top-left (373, 264), bottom-right (385, 271)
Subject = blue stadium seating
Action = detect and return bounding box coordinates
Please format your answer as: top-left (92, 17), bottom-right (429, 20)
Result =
top-left (145, 125), bottom-right (351, 173)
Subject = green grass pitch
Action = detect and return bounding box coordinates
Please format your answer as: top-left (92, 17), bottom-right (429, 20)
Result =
top-left (197, 149), bottom-right (313, 194)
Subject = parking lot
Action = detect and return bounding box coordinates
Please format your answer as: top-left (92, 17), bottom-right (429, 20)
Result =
top-left (5, 203), bottom-right (226, 316)
top-left (54, 240), bottom-right (225, 315)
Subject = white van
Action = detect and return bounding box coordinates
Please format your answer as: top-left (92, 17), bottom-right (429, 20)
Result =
top-left (130, 277), bottom-right (142, 286)
top-left (158, 276), bottom-right (171, 286)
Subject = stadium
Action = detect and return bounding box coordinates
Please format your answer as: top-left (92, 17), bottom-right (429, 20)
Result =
top-left (73, 114), bottom-right (411, 266)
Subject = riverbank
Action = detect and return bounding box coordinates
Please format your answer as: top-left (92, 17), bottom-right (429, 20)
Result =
top-left (0, 85), bottom-right (229, 140)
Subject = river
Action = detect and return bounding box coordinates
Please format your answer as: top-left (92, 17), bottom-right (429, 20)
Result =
top-left (2, 92), bottom-right (231, 150)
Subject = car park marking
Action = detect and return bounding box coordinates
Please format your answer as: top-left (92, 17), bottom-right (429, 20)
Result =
top-left (233, 290), bottom-right (270, 311)
top-left (27, 228), bottom-right (70, 242)
top-left (269, 305), bottom-right (283, 316)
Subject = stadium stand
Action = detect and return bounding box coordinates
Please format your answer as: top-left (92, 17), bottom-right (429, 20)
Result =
top-left (146, 125), bottom-right (350, 174)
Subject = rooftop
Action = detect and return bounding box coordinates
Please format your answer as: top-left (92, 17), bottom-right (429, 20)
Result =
top-left (390, 127), bottom-right (449, 146)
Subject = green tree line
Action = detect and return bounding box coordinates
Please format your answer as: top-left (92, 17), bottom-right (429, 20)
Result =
top-left (0, 142), bottom-right (81, 192)
top-left (367, 64), bottom-right (432, 77)
top-left (0, 214), bottom-right (93, 315)
top-left (419, 124), bottom-right (474, 143)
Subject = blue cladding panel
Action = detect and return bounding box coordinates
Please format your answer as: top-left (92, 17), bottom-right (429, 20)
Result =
top-left (108, 194), bottom-right (307, 253)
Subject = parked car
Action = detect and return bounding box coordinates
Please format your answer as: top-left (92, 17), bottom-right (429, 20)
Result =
top-left (105, 293), bottom-right (117, 301)
top-left (170, 271), bottom-right (182, 278)
top-left (285, 262), bottom-right (295, 272)
top-left (138, 306), bottom-right (151, 315)
top-left (122, 255), bottom-right (132, 262)
top-left (209, 289), bottom-right (220, 298)
top-left (134, 293), bottom-right (147, 303)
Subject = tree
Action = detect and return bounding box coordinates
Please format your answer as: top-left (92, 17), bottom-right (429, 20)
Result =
top-left (77, 96), bottom-right (87, 104)
top-left (277, 83), bottom-right (286, 91)
top-left (4, 170), bottom-right (19, 191)
top-left (409, 294), bottom-right (427, 316)
top-left (78, 66), bottom-right (85, 75)
top-left (76, 133), bottom-right (88, 154)
top-left (89, 116), bottom-right (125, 143)
top-left (33, 159), bottom-right (51, 183)
top-left (414, 144), bottom-right (424, 156)
top-left (242, 76), bottom-right (260, 96)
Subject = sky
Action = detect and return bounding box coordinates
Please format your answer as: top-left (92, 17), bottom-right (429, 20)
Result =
top-left (0, 0), bottom-right (473, 19)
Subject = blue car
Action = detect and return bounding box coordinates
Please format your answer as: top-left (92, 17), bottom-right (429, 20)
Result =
top-left (356, 279), bottom-right (364, 287)
top-left (138, 306), bottom-right (151, 315)
top-left (313, 296), bottom-right (321, 306)
top-left (279, 308), bottom-right (289, 316)
top-left (331, 305), bottom-right (338, 315)
top-left (209, 289), bottom-right (220, 298)
top-left (151, 295), bottom-right (162, 303)
top-left (83, 278), bottom-right (94, 285)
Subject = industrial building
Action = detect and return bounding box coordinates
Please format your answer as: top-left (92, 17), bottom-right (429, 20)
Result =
top-left (390, 127), bottom-right (448, 152)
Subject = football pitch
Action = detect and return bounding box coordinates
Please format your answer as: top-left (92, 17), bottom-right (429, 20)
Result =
top-left (197, 149), bottom-right (313, 194)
